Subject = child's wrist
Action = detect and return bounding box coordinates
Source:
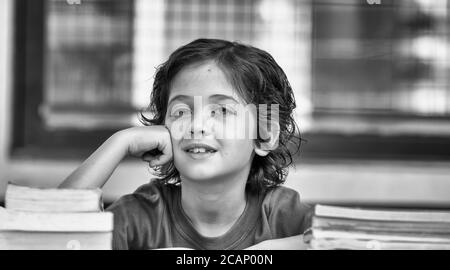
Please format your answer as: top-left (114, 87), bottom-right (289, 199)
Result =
top-left (110, 129), bottom-right (132, 158)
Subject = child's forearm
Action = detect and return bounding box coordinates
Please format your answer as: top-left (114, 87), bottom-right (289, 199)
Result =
top-left (59, 132), bottom-right (128, 189)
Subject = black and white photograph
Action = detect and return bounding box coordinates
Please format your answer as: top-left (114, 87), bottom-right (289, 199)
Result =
top-left (0, 0), bottom-right (450, 256)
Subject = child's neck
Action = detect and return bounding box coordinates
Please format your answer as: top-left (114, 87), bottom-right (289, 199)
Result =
top-left (180, 173), bottom-right (248, 238)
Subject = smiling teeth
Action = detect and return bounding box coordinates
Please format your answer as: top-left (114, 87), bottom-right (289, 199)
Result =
top-left (188, 147), bottom-right (214, 153)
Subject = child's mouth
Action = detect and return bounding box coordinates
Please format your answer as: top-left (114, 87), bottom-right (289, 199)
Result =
top-left (182, 144), bottom-right (218, 160)
top-left (186, 147), bottom-right (216, 154)
top-left (184, 148), bottom-right (217, 160)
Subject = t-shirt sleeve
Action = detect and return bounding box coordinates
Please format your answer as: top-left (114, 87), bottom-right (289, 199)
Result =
top-left (106, 196), bottom-right (135, 250)
top-left (263, 187), bottom-right (312, 238)
top-left (105, 182), bottom-right (169, 250)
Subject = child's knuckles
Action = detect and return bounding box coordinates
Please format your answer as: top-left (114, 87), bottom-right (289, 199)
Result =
top-left (157, 154), bottom-right (172, 165)
top-left (142, 156), bottom-right (153, 162)
top-left (142, 153), bottom-right (156, 161)
top-left (161, 156), bottom-right (172, 164)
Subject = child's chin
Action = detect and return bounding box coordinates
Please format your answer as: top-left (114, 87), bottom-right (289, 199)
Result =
top-left (178, 165), bottom-right (220, 181)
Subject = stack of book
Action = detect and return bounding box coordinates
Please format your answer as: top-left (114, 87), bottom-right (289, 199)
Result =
top-left (306, 204), bottom-right (450, 250)
top-left (0, 183), bottom-right (113, 250)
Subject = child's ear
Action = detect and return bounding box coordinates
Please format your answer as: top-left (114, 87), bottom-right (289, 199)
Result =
top-left (254, 122), bottom-right (280, 157)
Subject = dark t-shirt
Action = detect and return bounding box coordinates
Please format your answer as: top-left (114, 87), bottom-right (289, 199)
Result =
top-left (106, 181), bottom-right (312, 250)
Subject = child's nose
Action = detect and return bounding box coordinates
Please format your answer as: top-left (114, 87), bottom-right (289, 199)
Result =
top-left (190, 108), bottom-right (213, 139)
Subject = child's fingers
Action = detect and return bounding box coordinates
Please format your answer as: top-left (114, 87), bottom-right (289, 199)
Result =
top-left (142, 154), bottom-right (164, 168)
top-left (142, 140), bottom-right (173, 167)
top-left (149, 153), bottom-right (172, 167)
top-left (141, 153), bottom-right (157, 163)
top-left (150, 142), bottom-right (173, 166)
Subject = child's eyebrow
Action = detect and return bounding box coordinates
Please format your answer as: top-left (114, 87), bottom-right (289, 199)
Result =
top-left (168, 95), bottom-right (191, 105)
top-left (209, 94), bottom-right (239, 104)
top-left (168, 94), bottom-right (239, 105)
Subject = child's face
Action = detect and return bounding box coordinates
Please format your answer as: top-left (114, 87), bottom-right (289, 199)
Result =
top-left (164, 61), bottom-right (257, 183)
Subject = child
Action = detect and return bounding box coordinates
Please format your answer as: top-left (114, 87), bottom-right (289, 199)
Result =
top-left (59, 38), bottom-right (311, 250)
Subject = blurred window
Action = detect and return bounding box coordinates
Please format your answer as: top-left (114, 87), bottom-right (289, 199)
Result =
top-left (12, 0), bottom-right (450, 160)
top-left (307, 0), bottom-right (450, 159)
top-left (13, 0), bottom-right (310, 158)
top-left (43, 0), bottom-right (135, 129)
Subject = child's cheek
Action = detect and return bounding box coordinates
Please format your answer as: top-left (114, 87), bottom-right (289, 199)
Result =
top-left (210, 116), bottom-right (251, 140)
top-left (165, 113), bottom-right (258, 141)
top-left (166, 117), bottom-right (191, 141)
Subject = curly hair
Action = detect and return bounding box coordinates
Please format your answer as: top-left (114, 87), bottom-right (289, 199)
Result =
top-left (140, 38), bottom-right (302, 192)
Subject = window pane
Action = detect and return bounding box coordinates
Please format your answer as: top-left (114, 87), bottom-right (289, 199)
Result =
top-left (43, 0), bottom-right (134, 129)
top-left (312, 0), bottom-right (450, 116)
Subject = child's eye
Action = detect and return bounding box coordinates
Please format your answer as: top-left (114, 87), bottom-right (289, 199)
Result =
top-left (176, 110), bottom-right (186, 117)
top-left (170, 105), bottom-right (191, 118)
top-left (210, 105), bottom-right (236, 117)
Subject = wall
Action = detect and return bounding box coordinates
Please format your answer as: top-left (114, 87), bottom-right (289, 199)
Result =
top-left (2, 158), bottom-right (450, 207)
top-left (1, 0), bottom-right (450, 207)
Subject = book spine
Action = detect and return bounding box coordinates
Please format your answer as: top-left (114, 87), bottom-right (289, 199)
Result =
top-left (315, 205), bottom-right (450, 223)
top-left (0, 210), bottom-right (113, 232)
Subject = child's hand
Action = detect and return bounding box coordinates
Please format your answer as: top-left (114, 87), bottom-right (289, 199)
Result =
top-left (118, 126), bottom-right (173, 167)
